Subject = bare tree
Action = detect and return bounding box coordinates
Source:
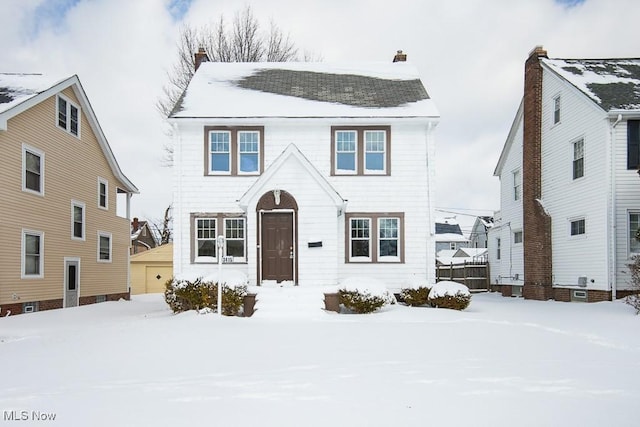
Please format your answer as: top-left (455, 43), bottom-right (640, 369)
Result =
top-left (157, 6), bottom-right (300, 119)
top-left (149, 205), bottom-right (173, 245)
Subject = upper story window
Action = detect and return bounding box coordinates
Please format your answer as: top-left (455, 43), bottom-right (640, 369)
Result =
top-left (204, 126), bottom-right (264, 176)
top-left (570, 218), bottom-right (586, 236)
top-left (57, 95), bottom-right (80, 137)
top-left (553, 95), bottom-right (561, 125)
top-left (22, 144), bottom-right (44, 195)
top-left (628, 120), bottom-right (639, 170)
top-left (71, 201), bottom-right (85, 240)
top-left (512, 169), bottom-right (521, 201)
top-left (331, 126), bottom-right (391, 176)
top-left (573, 138), bottom-right (584, 180)
top-left (22, 229), bottom-right (44, 278)
top-left (98, 177), bottom-right (108, 210)
top-left (346, 213), bottom-right (403, 263)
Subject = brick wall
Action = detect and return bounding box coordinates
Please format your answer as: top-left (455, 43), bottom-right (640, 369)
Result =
top-left (522, 46), bottom-right (554, 301)
top-left (0, 303), bottom-right (23, 316)
top-left (39, 299), bottom-right (63, 311)
top-left (501, 285), bottom-right (513, 297)
top-left (0, 291), bottom-right (130, 316)
top-left (553, 288), bottom-right (571, 302)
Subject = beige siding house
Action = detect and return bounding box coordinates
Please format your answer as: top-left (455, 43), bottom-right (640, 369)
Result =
top-left (0, 73), bottom-right (138, 315)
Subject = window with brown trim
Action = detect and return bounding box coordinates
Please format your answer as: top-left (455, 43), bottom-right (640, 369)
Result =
top-left (190, 213), bottom-right (247, 263)
top-left (345, 212), bottom-right (404, 263)
top-left (204, 126), bottom-right (264, 176)
top-left (331, 126), bottom-right (391, 176)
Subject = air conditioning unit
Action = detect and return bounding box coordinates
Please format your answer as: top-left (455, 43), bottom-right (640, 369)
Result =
top-left (578, 276), bottom-right (588, 287)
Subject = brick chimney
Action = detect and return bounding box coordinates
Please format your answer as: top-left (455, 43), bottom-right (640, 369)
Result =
top-left (194, 47), bottom-right (209, 72)
top-left (393, 50), bottom-right (407, 62)
top-left (522, 45), bottom-right (553, 301)
top-left (132, 217), bottom-right (139, 231)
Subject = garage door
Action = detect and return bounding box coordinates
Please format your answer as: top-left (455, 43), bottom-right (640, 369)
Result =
top-left (145, 266), bottom-right (173, 294)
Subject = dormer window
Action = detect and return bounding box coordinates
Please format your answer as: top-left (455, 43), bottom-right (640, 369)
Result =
top-left (57, 95), bottom-right (80, 137)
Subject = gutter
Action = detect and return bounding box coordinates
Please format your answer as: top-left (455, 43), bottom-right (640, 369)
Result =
top-left (610, 113), bottom-right (623, 301)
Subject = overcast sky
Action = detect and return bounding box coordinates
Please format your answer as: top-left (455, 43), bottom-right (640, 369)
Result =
top-left (2, 0), bottom-right (638, 233)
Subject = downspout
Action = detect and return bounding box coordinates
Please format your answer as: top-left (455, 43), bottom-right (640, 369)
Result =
top-left (426, 120), bottom-right (436, 284)
top-left (610, 114), bottom-right (623, 301)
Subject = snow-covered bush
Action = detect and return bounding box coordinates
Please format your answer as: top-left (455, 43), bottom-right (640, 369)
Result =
top-left (338, 277), bottom-right (395, 314)
top-left (164, 277), bottom-right (247, 315)
top-left (400, 287), bottom-right (431, 306)
top-left (428, 281), bottom-right (471, 310)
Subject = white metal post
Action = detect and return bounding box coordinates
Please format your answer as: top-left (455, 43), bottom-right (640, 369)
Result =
top-left (216, 235), bottom-right (225, 316)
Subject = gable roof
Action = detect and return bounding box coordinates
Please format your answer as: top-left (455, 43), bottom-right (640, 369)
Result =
top-left (494, 99), bottom-right (523, 177)
top-left (0, 73), bottom-right (138, 194)
top-left (542, 57), bottom-right (640, 112)
top-left (170, 62), bottom-right (439, 119)
top-left (435, 222), bottom-right (463, 235)
top-left (237, 143), bottom-right (345, 209)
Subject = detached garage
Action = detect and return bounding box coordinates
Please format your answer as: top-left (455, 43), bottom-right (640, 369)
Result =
top-left (130, 244), bottom-right (173, 295)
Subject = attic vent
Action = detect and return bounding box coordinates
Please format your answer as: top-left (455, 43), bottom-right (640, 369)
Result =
top-left (578, 276), bottom-right (588, 286)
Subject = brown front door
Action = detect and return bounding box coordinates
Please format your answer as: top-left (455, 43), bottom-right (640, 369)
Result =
top-left (262, 212), bottom-right (294, 282)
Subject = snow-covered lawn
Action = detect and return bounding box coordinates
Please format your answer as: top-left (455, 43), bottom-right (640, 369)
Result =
top-left (1, 292), bottom-right (639, 426)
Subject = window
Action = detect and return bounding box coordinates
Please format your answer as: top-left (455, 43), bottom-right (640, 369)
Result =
top-left (204, 127), bottom-right (264, 176)
top-left (450, 242), bottom-right (456, 250)
top-left (553, 95), bottom-right (561, 125)
top-left (573, 138), bottom-right (584, 179)
top-left (196, 218), bottom-right (217, 259)
top-left (513, 169), bottom-right (521, 201)
top-left (629, 213), bottom-right (640, 254)
top-left (336, 131), bottom-right (357, 173)
top-left (628, 120), bottom-right (640, 170)
top-left (97, 232), bottom-right (112, 262)
top-left (346, 213), bottom-right (404, 263)
top-left (22, 145), bottom-right (44, 195)
top-left (22, 230), bottom-right (44, 278)
top-left (98, 178), bottom-right (108, 209)
top-left (57, 95), bottom-right (80, 137)
top-left (513, 230), bottom-right (523, 244)
top-left (225, 218), bottom-right (245, 260)
top-left (496, 238), bottom-right (501, 260)
top-left (570, 218), bottom-right (586, 236)
top-left (191, 214), bottom-right (247, 263)
top-left (238, 131), bottom-right (260, 174)
top-left (332, 126), bottom-right (391, 176)
top-left (71, 201), bottom-right (85, 240)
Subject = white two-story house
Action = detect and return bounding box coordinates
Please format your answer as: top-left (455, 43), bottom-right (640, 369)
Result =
top-left (489, 46), bottom-right (640, 302)
top-left (168, 53), bottom-right (439, 288)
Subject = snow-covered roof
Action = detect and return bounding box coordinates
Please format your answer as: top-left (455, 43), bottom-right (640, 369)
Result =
top-left (435, 221), bottom-right (463, 236)
top-left (455, 247), bottom-right (488, 258)
top-left (435, 233), bottom-right (469, 243)
top-left (170, 61), bottom-right (439, 119)
top-left (542, 57), bottom-right (640, 111)
top-left (0, 73), bottom-right (65, 115)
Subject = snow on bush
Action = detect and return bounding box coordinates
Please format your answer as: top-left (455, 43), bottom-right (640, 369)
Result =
top-left (400, 275), bottom-right (431, 306)
top-left (338, 277), bottom-right (395, 314)
top-left (164, 275), bottom-right (247, 316)
top-left (428, 281), bottom-right (471, 310)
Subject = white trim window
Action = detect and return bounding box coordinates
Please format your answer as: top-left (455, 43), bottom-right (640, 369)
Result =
top-left (496, 238), bottom-right (501, 260)
top-left (98, 177), bottom-right (108, 210)
top-left (364, 130), bottom-right (386, 174)
top-left (238, 131), bottom-right (260, 174)
top-left (629, 212), bottom-right (640, 255)
top-left (225, 218), bottom-right (246, 261)
top-left (513, 169), bottom-right (521, 201)
top-left (209, 131), bottom-right (231, 174)
top-left (349, 218), bottom-right (371, 261)
top-left (195, 218), bottom-right (217, 261)
top-left (378, 217), bottom-right (400, 261)
top-left (22, 229), bottom-right (44, 278)
top-left (71, 200), bottom-right (85, 240)
top-left (22, 144), bottom-right (44, 195)
top-left (57, 94), bottom-right (80, 137)
top-left (553, 95), bottom-right (561, 125)
top-left (336, 130), bottom-right (357, 174)
top-left (97, 231), bottom-right (112, 262)
top-left (513, 230), bottom-right (523, 244)
top-left (570, 218), bottom-right (586, 237)
top-left (573, 138), bottom-right (584, 180)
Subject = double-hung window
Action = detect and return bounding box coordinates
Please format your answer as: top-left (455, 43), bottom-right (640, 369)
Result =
top-left (553, 95), bottom-right (561, 125)
top-left (97, 232), bottom-right (112, 262)
top-left (205, 127), bottom-right (263, 175)
top-left (98, 178), bottom-right (108, 209)
top-left (570, 218), bottom-right (586, 236)
top-left (513, 230), bottom-right (523, 244)
top-left (629, 213), bottom-right (640, 255)
top-left (573, 138), bottom-right (584, 180)
top-left (195, 218), bottom-right (217, 259)
top-left (22, 145), bottom-right (44, 195)
top-left (332, 126), bottom-right (391, 176)
top-left (225, 218), bottom-right (246, 261)
top-left (57, 95), bottom-right (80, 137)
top-left (496, 238), bottom-right (501, 260)
top-left (513, 169), bottom-right (521, 201)
top-left (22, 230), bottom-right (44, 278)
top-left (71, 201), bottom-right (85, 240)
top-left (628, 120), bottom-right (640, 170)
top-left (193, 215), bottom-right (246, 263)
top-left (347, 213), bottom-right (403, 263)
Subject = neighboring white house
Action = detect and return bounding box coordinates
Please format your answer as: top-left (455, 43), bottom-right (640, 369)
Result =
top-left (168, 54), bottom-right (439, 288)
top-left (489, 46), bottom-right (640, 302)
top-left (469, 216), bottom-right (493, 249)
top-left (435, 217), bottom-right (469, 252)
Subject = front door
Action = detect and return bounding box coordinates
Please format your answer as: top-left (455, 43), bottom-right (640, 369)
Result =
top-left (261, 212), bottom-right (294, 282)
top-left (65, 259), bottom-right (79, 307)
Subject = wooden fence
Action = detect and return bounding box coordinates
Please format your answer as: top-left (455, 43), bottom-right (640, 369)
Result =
top-left (436, 261), bottom-right (489, 290)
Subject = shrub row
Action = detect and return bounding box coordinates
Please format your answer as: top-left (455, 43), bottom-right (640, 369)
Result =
top-left (400, 282), bottom-right (471, 311)
top-left (164, 278), bottom-right (247, 316)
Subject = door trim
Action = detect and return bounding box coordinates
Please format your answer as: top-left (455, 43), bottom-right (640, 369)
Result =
top-left (63, 257), bottom-right (81, 308)
top-left (258, 209), bottom-right (297, 284)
